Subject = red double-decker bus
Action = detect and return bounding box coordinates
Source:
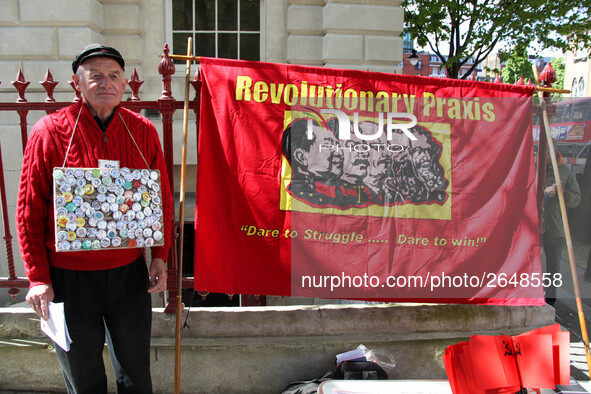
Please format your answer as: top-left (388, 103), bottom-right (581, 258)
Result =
top-left (533, 97), bottom-right (591, 182)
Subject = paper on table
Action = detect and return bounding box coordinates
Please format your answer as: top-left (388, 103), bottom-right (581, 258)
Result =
top-left (40, 301), bottom-right (72, 352)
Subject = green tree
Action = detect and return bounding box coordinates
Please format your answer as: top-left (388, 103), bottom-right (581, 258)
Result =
top-left (550, 57), bottom-right (565, 98)
top-left (403, 0), bottom-right (591, 79)
top-left (500, 46), bottom-right (534, 84)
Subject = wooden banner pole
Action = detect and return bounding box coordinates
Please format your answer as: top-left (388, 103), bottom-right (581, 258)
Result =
top-left (533, 64), bottom-right (591, 375)
top-left (174, 37), bottom-right (193, 394)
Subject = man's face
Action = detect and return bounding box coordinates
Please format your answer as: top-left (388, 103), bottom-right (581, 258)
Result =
top-left (409, 133), bottom-right (434, 183)
top-left (341, 134), bottom-right (370, 183)
top-left (305, 124), bottom-right (343, 178)
top-left (360, 123), bottom-right (390, 183)
top-left (73, 57), bottom-right (127, 118)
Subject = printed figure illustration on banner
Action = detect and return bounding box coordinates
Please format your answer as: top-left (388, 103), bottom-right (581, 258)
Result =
top-left (195, 57), bottom-right (543, 305)
top-left (280, 106), bottom-right (451, 219)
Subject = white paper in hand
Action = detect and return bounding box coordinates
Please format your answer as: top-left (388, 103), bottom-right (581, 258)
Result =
top-left (40, 302), bottom-right (72, 352)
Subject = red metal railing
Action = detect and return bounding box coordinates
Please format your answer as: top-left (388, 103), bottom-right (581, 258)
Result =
top-left (0, 44), bottom-right (199, 312)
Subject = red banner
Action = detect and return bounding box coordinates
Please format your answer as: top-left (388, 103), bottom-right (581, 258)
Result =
top-left (195, 57), bottom-right (543, 305)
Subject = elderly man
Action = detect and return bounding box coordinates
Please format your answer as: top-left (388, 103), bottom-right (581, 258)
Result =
top-left (16, 44), bottom-right (172, 393)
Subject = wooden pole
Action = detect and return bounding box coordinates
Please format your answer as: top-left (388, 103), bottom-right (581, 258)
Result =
top-left (174, 37), bottom-right (193, 394)
top-left (533, 64), bottom-right (591, 375)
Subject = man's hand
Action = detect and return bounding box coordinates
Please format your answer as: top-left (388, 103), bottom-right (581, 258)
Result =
top-left (545, 184), bottom-right (557, 198)
top-left (26, 284), bottom-right (54, 321)
top-left (148, 258), bottom-right (167, 293)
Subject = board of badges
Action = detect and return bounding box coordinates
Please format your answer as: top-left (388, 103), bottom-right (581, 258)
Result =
top-left (53, 167), bottom-right (164, 252)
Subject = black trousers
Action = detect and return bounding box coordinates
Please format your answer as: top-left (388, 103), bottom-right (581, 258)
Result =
top-left (51, 256), bottom-right (153, 394)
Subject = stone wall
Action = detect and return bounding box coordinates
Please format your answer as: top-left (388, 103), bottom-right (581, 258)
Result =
top-left (286, 0), bottom-right (403, 73)
top-left (0, 303), bottom-right (556, 393)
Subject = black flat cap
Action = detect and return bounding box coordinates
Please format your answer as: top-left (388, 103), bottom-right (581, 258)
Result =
top-left (72, 44), bottom-right (125, 73)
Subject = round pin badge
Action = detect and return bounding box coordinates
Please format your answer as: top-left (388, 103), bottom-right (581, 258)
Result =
top-left (91, 178), bottom-right (101, 188)
top-left (82, 239), bottom-right (92, 250)
top-left (91, 169), bottom-right (101, 178)
top-left (71, 240), bottom-right (82, 251)
top-left (72, 196), bottom-right (83, 206)
top-left (65, 222), bottom-right (77, 232)
top-left (66, 203), bottom-right (77, 213)
top-left (87, 228), bottom-right (98, 238)
top-left (112, 237), bottom-right (122, 247)
top-left (59, 241), bottom-right (71, 251)
top-left (110, 168), bottom-right (120, 178)
top-left (53, 169), bottom-right (64, 180)
top-left (74, 187), bottom-right (86, 197)
top-left (55, 196), bottom-right (67, 207)
top-left (57, 231), bottom-right (68, 241)
top-left (84, 184), bottom-right (95, 195)
top-left (145, 238), bottom-right (154, 247)
top-left (150, 171), bottom-right (159, 180)
top-left (74, 169), bottom-right (84, 178)
top-left (76, 227), bottom-right (87, 238)
top-left (56, 207), bottom-right (68, 218)
top-left (66, 231), bottom-right (76, 241)
top-left (91, 240), bottom-right (101, 250)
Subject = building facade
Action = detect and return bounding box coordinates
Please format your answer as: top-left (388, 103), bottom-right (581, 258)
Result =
top-left (564, 47), bottom-right (590, 97)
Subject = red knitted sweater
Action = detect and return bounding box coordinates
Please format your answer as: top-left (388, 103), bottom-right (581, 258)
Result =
top-left (16, 102), bottom-right (173, 287)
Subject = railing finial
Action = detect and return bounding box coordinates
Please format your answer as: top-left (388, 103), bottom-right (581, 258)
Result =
top-left (41, 69), bottom-right (59, 103)
top-left (12, 69), bottom-right (30, 103)
top-left (128, 68), bottom-right (144, 101)
top-left (158, 44), bottom-right (175, 100)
